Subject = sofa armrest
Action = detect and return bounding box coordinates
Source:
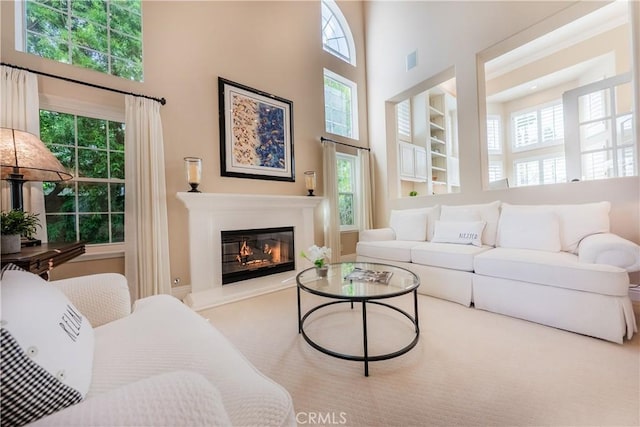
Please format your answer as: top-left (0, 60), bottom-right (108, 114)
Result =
top-left (359, 228), bottom-right (395, 242)
top-left (579, 233), bottom-right (640, 272)
top-left (50, 273), bottom-right (131, 327)
top-left (30, 371), bottom-right (231, 427)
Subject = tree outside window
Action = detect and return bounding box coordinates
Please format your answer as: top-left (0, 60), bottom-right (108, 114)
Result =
top-left (337, 153), bottom-right (358, 231)
top-left (22, 0), bottom-right (143, 81)
top-left (40, 109), bottom-right (125, 245)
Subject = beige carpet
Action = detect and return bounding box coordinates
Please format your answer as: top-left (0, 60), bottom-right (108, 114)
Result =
top-left (199, 288), bottom-right (640, 426)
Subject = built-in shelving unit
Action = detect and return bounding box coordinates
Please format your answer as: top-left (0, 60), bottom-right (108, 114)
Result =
top-left (396, 81), bottom-right (460, 198)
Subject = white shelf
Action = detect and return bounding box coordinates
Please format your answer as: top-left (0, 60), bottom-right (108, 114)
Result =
top-left (432, 166), bottom-right (447, 172)
top-left (431, 151), bottom-right (446, 158)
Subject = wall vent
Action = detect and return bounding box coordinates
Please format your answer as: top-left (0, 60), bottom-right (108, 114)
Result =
top-left (406, 51), bottom-right (417, 71)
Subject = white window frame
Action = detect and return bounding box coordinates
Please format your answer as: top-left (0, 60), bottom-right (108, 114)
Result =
top-left (321, 0), bottom-right (356, 66)
top-left (513, 154), bottom-right (566, 187)
top-left (323, 68), bottom-right (359, 140)
top-left (511, 100), bottom-right (564, 153)
top-left (396, 99), bottom-right (412, 142)
top-left (39, 94), bottom-right (126, 260)
top-left (336, 152), bottom-right (359, 232)
top-left (487, 114), bottom-right (502, 154)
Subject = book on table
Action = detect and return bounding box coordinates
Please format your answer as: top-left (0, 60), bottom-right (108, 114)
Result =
top-left (345, 268), bottom-right (393, 284)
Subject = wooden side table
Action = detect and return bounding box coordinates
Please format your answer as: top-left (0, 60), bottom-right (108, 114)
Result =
top-left (1, 241), bottom-right (86, 278)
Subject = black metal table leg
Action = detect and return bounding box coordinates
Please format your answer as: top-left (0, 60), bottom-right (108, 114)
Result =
top-left (414, 289), bottom-right (419, 333)
top-left (362, 300), bottom-right (369, 376)
top-left (297, 285), bottom-right (302, 333)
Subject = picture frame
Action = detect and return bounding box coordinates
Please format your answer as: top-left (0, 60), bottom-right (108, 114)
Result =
top-left (218, 77), bottom-right (295, 182)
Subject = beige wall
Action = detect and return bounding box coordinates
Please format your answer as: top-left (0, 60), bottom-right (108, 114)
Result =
top-left (364, 1), bottom-right (640, 245)
top-left (0, 1), bottom-right (368, 283)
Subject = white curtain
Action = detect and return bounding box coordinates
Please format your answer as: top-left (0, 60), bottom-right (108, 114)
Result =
top-left (322, 141), bottom-right (340, 262)
top-left (0, 65), bottom-right (48, 242)
top-left (357, 148), bottom-right (373, 230)
top-left (124, 95), bottom-right (171, 299)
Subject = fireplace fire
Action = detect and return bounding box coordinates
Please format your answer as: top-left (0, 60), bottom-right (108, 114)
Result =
top-left (221, 226), bottom-right (295, 284)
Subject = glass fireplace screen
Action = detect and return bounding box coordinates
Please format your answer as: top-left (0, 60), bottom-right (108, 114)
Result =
top-left (220, 226), bottom-right (295, 285)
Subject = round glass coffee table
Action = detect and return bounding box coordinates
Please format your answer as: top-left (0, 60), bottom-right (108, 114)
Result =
top-left (296, 262), bottom-right (420, 376)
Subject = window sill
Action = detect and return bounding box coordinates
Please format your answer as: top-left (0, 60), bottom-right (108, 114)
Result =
top-left (69, 244), bottom-right (124, 262)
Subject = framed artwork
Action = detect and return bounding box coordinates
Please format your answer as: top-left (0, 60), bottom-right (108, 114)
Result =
top-left (218, 78), bottom-right (295, 182)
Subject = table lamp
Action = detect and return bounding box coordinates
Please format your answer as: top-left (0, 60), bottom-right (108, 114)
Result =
top-left (0, 128), bottom-right (73, 211)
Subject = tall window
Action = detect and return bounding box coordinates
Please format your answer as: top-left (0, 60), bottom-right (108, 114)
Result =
top-left (512, 101), bottom-right (564, 151)
top-left (396, 99), bottom-right (411, 142)
top-left (337, 153), bottom-right (358, 231)
top-left (40, 109), bottom-right (125, 245)
top-left (487, 115), bottom-right (502, 153)
top-left (324, 68), bottom-right (359, 139)
top-left (514, 156), bottom-right (566, 186)
top-left (321, 0), bottom-right (356, 66)
top-left (20, 0), bottom-right (143, 81)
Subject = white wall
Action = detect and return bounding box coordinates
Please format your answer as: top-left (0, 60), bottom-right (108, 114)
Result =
top-left (364, 1), bottom-right (640, 245)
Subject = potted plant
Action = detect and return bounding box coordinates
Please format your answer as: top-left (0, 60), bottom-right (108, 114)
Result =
top-left (1, 210), bottom-right (41, 254)
top-left (301, 245), bottom-right (332, 277)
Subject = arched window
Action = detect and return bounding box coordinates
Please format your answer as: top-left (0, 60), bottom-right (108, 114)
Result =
top-left (321, 0), bottom-right (356, 66)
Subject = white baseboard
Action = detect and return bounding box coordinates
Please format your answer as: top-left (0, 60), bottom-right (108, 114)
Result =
top-left (629, 286), bottom-right (640, 302)
top-left (172, 284), bottom-right (192, 301)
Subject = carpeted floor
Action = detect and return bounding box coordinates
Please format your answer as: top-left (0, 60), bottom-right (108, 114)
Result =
top-left (199, 288), bottom-right (640, 426)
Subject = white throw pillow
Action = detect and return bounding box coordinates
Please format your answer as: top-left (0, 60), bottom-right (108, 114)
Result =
top-left (497, 206), bottom-right (561, 252)
top-left (1, 269), bottom-right (94, 426)
top-left (389, 206), bottom-right (438, 241)
top-left (431, 220), bottom-right (487, 247)
top-left (499, 202), bottom-right (610, 253)
top-left (440, 201), bottom-right (501, 246)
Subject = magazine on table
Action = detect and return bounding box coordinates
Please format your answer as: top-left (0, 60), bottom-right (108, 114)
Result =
top-left (345, 268), bottom-right (393, 285)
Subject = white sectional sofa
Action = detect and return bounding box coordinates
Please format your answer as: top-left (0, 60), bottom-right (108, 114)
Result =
top-left (356, 201), bottom-right (639, 344)
top-left (1, 269), bottom-right (295, 426)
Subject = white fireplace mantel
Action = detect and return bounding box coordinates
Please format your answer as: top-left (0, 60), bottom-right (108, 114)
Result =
top-left (177, 192), bottom-right (323, 310)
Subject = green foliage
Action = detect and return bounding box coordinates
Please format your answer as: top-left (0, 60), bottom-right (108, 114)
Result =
top-left (409, 191), bottom-right (418, 197)
top-left (1, 210), bottom-right (41, 238)
top-left (25, 0), bottom-right (143, 81)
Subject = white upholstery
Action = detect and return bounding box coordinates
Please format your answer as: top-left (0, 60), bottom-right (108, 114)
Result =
top-left (497, 207), bottom-right (561, 252)
top-left (431, 220), bottom-right (486, 247)
top-left (356, 240), bottom-right (418, 262)
top-left (473, 248), bottom-right (630, 296)
top-left (356, 200), bottom-right (639, 343)
top-left (358, 227), bottom-right (395, 242)
top-left (389, 208), bottom-right (430, 241)
top-left (32, 275), bottom-right (296, 427)
top-left (411, 242), bottom-right (491, 272)
top-left (500, 202), bottom-right (610, 253)
top-left (473, 275), bottom-right (637, 343)
top-left (50, 273), bottom-right (131, 327)
top-left (30, 371), bottom-right (232, 427)
top-left (579, 232), bottom-right (640, 272)
top-left (440, 201), bottom-right (501, 246)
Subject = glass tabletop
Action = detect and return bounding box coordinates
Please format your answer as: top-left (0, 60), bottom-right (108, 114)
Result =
top-left (296, 262), bottom-right (419, 300)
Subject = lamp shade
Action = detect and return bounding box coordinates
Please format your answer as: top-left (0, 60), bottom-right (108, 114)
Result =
top-left (0, 128), bottom-right (73, 182)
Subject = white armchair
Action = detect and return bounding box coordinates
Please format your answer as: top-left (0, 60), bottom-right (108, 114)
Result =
top-left (1, 271), bottom-right (295, 427)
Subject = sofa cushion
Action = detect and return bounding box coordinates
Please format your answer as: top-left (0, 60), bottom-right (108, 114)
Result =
top-left (1, 270), bottom-right (94, 426)
top-left (356, 240), bottom-right (418, 262)
top-left (411, 242), bottom-right (492, 272)
top-left (473, 247), bottom-right (629, 296)
top-left (432, 220), bottom-right (486, 247)
top-left (500, 202), bottom-right (610, 253)
top-left (389, 205), bottom-right (440, 241)
top-left (497, 207), bottom-right (561, 252)
top-left (440, 201), bottom-right (501, 246)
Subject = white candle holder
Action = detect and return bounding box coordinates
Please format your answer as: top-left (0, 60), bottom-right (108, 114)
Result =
top-left (304, 171), bottom-right (316, 196)
top-left (184, 157), bottom-right (202, 193)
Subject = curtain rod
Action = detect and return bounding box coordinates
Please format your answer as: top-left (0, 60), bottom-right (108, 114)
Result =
top-left (320, 136), bottom-right (370, 151)
top-left (1, 62), bottom-right (166, 106)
